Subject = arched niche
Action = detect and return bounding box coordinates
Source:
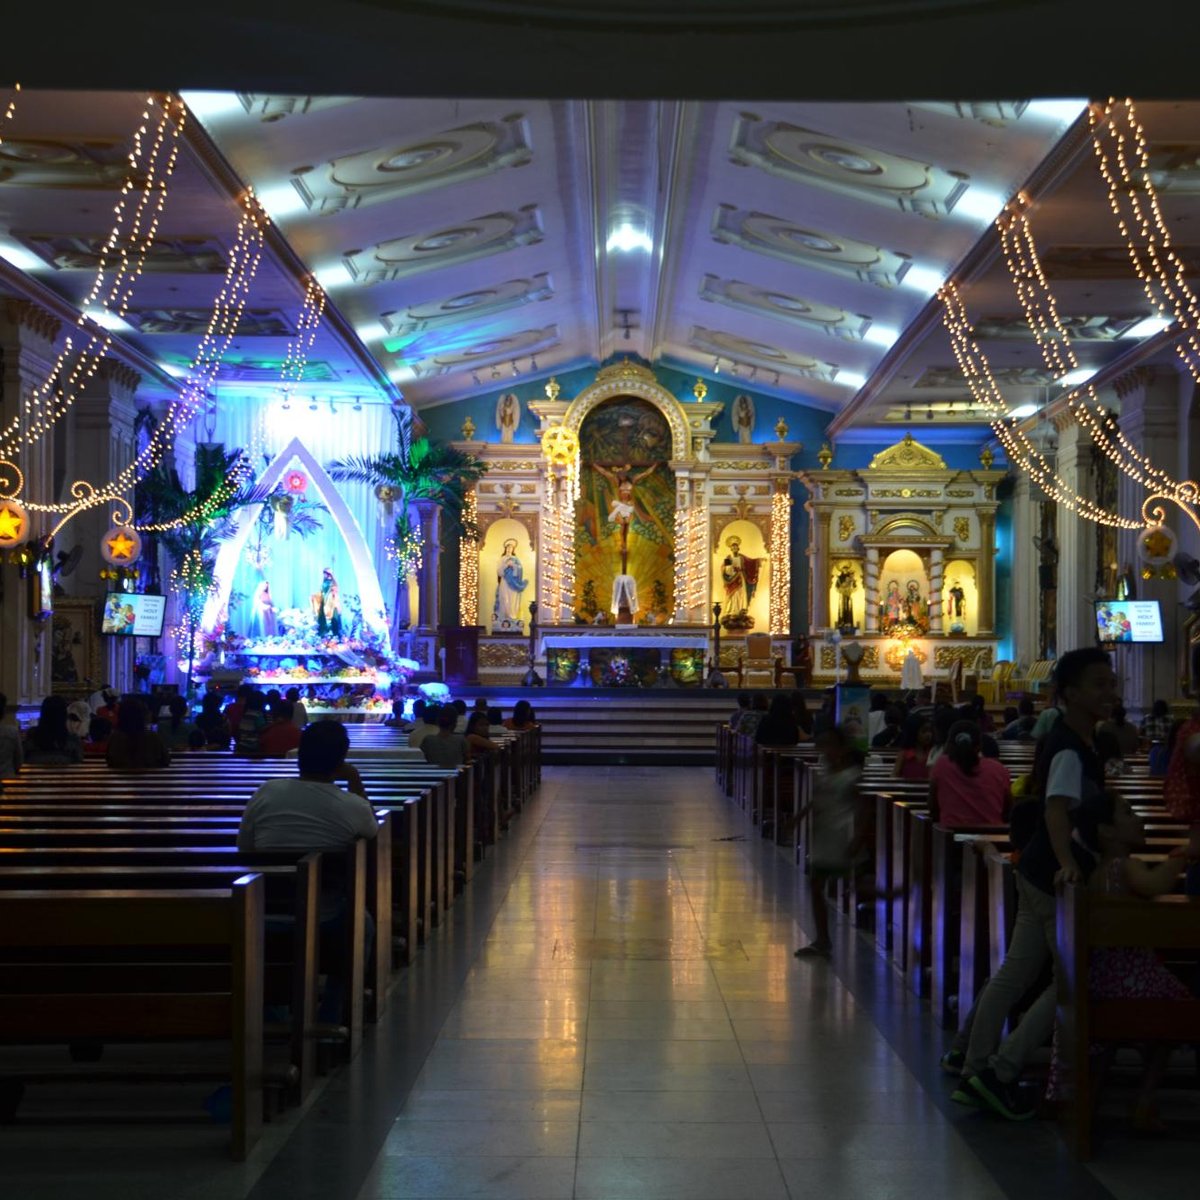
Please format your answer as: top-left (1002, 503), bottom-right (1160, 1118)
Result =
top-left (713, 517), bottom-right (770, 631)
top-left (480, 517), bottom-right (536, 633)
top-left (879, 548), bottom-right (930, 631)
top-left (202, 437), bottom-right (389, 640)
top-left (561, 360), bottom-right (690, 461)
top-left (943, 557), bottom-right (978, 635)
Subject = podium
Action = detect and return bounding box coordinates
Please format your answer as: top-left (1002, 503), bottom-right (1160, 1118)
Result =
top-left (440, 625), bottom-right (483, 685)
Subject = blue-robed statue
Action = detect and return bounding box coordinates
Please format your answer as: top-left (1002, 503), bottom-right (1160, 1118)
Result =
top-left (311, 567), bottom-right (343, 640)
top-left (492, 538), bottom-right (527, 631)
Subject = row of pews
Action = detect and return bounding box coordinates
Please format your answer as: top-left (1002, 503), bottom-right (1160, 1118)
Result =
top-left (0, 722), bottom-right (541, 1159)
top-left (715, 724), bottom-right (1200, 1158)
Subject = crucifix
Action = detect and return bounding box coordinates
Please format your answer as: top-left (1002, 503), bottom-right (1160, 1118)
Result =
top-left (593, 460), bottom-right (655, 572)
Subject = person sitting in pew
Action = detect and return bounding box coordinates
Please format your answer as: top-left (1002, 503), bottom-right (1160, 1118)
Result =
top-left (259, 699), bottom-right (303, 758)
top-left (83, 715), bottom-right (112, 758)
top-left (871, 704), bottom-right (904, 749)
top-left (729, 691), bottom-right (753, 731)
top-left (238, 720), bottom-right (376, 852)
top-left (423, 706), bottom-right (471, 768)
top-left (0, 692), bottom-right (22, 778)
top-left (156, 694), bottom-right (201, 751)
top-left (195, 691), bottom-right (231, 749)
top-left (1001, 697), bottom-right (1037, 741)
top-left (504, 699), bottom-right (538, 732)
top-left (756, 694), bottom-right (800, 748)
top-left (106, 698), bottom-right (172, 770)
top-left (408, 700), bottom-right (439, 749)
top-left (286, 686), bottom-right (308, 728)
top-left (930, 721), bottom-right (1011, 827)
top-left (1046, 791), bottom-right (1196, 1130)
top-left (790, 691), bottom-right (814, 739)
top-left (738, 692), bottom-right (770, 739)
top-left (24, 695), bottom-right (84, 765)
top-left (452, 698), bottom-right (469, 733)
top-left (893, 717), bottom-right (934, 780)
top-left (223, 684), bottom-right (252, 738)
top-left (234, 691), bottom-right (269, 756)
top-left (1097, 703), bottom-right (1139, 759)
top-left (486, 707), bottom-right (507, 738)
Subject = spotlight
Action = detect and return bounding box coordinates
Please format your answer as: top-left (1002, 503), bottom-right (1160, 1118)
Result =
top-left (309, 397), bottom-right (319, 413)
top-left (491, 366), bottom-right (501, 380)
top-left (713, 357), bottom-right (721, 374)
top-left (352, 396), bottom-right (363, 412)
top-left (773, 372), bottom-right (780, 386)
top-left (511, 359), bottom-right (519, 377)
top-left (530, 356), bottom-right (538, 371)
top-left (471, 371), bottom-right (481, 387)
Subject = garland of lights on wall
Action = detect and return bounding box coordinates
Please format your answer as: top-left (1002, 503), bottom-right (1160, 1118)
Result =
top-left (540, 426), bottom-right (579, 621)
top-left (458, 489), bottom-right (479, 625)
top-left (0, 95), bottom-right (185, 460)
top-left (0, 83), bottom-right (18, 141)
top-left (768, 484), bottom-right (791, 636)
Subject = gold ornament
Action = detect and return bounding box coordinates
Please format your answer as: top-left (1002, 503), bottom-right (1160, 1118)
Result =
top-left (541, 425), bottom-right (579, 468)
top-left (544, 376), bottom-right (561, 401)
top-left (461, 415), bottom-right (477, 440)
top-left (1142, 566), bottom-right (1156, 580)
top-left (817, 442), bottom-right (833, 470)
top-left (0, 498), bottom-right (27, 547)
top-left (774, 416), bottom-right (789, 440)
top-left (980, 445), bottom-right (994, 470)
top-left (692, 378), bottom-right (708, 402)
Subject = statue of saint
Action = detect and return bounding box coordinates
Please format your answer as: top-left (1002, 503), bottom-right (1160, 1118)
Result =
top-left (492, 538), bottom-right (528, 630)
top-left (732, 394), bottom-right (755, 445)
top-left (495, 392), bottom-right (519, 444)
top-left (947, 579), bottom-right (966, 620)
top-left (834, 565), bottom-right (857, 628)
top-left (249, 579), bottom-right (277, 640)
top-left (883, 579), bottom-right (902, 627)
top-left (311, 568), bottom-right (343, 640)
top-left (904, 580), bottom-right (926, 626)
top-left (592, 461), bottom-right (657, 532)
top-left (721, 535), bottom-right (762, 616)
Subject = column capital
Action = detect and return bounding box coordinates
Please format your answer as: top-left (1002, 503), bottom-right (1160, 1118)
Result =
top-left (1, 297), bottom-right (61, 345)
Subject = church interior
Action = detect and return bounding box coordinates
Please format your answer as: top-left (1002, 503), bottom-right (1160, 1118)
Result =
top-left (2, 6), bottom-right (1200, 1199)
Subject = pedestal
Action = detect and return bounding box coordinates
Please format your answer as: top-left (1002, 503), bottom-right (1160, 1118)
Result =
top-left (440, 625), bottom-right (483, 685)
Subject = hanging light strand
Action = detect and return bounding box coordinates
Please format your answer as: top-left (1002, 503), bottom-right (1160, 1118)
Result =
top-left (458, 489), bottom-right (479, 625)
top-left (278, 276), bottom-right (327, 408)
top-left (0, 82), bottom-right (19, 142)
top-left (769, 486), bottom-right (791, 636)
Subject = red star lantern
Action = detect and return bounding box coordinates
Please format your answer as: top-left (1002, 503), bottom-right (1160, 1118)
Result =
top-left (284, 470), bottom-right (308, 495)
top-left (101, 524), bottom-right (142, 566)
top-left (0, 498), bottom-right (28, 548)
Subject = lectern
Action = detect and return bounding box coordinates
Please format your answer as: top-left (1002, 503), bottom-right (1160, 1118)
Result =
top-left (439, 625), bottom-right (482, 685)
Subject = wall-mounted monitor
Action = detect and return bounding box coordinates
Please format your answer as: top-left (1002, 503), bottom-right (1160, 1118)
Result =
top-left (101, 592), bottom-right (166, 638)
top-left (1094, 600), bottom-right (1164, 645)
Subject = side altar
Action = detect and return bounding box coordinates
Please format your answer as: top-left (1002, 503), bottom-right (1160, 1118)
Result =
top-left (451, 360), bottom-right (800, 686)
top-left (799, 433), bottom-right (1006, 686)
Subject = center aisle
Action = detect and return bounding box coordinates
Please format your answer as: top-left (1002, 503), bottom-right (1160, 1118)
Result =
top-left (351, 765), bottom-right (1004, 1200)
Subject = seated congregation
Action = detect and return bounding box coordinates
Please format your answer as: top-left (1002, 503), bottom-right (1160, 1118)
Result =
top-left (718, 647), bottom-right (1200, 1158)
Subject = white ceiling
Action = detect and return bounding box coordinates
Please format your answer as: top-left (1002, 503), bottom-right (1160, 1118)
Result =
top-left (2, 89), bottom-right (1197, 432)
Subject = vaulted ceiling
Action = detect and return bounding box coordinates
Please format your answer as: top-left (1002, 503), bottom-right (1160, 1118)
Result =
top-left (1, 88), bottom-right (1198, 438)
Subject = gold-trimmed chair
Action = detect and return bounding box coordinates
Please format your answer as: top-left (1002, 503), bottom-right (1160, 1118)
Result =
top-left (735, 633), bottom-right (782, 688)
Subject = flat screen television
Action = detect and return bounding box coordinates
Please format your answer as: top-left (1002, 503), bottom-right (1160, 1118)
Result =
top-left (1094, 599), bottom-right (1164, 645)
top-left (101, 592), bottom-right (167, 638)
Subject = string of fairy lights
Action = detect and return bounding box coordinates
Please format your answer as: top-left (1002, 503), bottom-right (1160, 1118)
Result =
top-left (0, 83), bottom-right (18, 142)
top-left (458, 489), bottom-right (479, 625)
top-left (768, 485), bottom-right (791, 636)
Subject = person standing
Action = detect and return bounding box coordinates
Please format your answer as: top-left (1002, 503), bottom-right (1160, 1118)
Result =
top-left (0, 693), bottom-right (23, 778)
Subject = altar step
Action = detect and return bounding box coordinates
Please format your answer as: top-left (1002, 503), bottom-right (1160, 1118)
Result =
top-left (456, 689), bottom-right (735, 765)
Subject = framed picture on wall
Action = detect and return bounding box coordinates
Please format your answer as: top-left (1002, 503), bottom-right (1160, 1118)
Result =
top-left (50, 597), bottom-right (102, 698)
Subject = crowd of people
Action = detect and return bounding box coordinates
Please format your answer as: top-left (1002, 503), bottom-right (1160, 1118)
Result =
top-left (728, 655), bottom-right (1200, 1132)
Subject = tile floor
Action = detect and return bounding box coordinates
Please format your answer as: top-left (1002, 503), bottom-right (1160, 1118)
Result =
top-left (3, 766), bottom-right (1191, 1200)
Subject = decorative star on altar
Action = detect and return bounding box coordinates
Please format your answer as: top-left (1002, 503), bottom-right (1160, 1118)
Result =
top-left (106, 530), bottom-right (137, 560)
top-left (0, 503), bottom-right (24, 541)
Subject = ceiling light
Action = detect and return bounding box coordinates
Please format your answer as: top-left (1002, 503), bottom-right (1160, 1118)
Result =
top-left (180, 90), bottom-right (245, 123)
top-left (256, 182), bottom-right (308, 224)
top-left (356, 322), bottom-right (387, 343)
top-left (773, 372), bottom-right (781, 386)
top-left (84, 307), bottom-right (134, 333)
top-left (606, 224), bottom-right (652, 254)
top-left (1060, 366), bottom-right (1096, 387)
top-left (511, 359), bottom-right (519, 377)
top-left (862, 324), bottom-right (900, 349)
top-left (838, 370), bottom-right (867, 389)
top-left (491, 366), bottom-right (501, 380)
top-left (0, 240), bottom-right (45, 272)
top-left (158, 362), bottom-right (187, 379)
top-left (309, 397), bottom-right (319, 413)
top-left (954, 187), bottom-right (1008, 225)
top-left (471, 371), bottom-right (481, 387)
top-left (1026, 99), bottom-right (1089, 125)
top-left (313, 263), bottom-right (353, 290)
top-left (1124, 314), bottom-right (1174, 339)
top-left (902, 265), bottom-right (948, 297)
top-left (530, 356), bottom-right (538, 371)
top-left (713, 357), bottom-right (721, 374)
top-left (353, 396), bottom-right (363, 412)
top-left (1007, 403), bottom-right (1038, 419)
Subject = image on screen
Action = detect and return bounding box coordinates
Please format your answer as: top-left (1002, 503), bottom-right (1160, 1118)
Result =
top-left (1094, 600), bottom-right (1164, 645)
top-left (101, 592), bottom-right (167, 638)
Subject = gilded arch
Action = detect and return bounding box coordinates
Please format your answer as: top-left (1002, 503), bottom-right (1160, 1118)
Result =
top-left (560, 360), bottom-right (690, 461)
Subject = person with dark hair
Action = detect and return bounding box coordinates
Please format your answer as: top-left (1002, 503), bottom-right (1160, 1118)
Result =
top-left (95, 688), bottom-right (119, 726)
top-left (790, 691), bottom-right (814, 738)
top-left (730, 691), bottom-right (753, 731)
top-left (504, 700), bottom-right (537, 732)
top-left (954, 646), bottom-right (1116, 1121)
top-left (1140, 697), bottom-right (1172, 746)
top-left (969, 692), bottom-right (995, 733)
top-left (793, 726), bottom-right (866, 958)
top-left (738, 692), bottom-right (770, 739)
top-left (84, 715), bottom-right (112, 758)
top-left (423, 706), bottom-right (470, 767)
top-left (25, 695), bottom-right (84, 765)
top-left (195, 692), bottom-right (231, 749)
top-left (260, 699), bottom-right (302, 757)
top-left (466, 711), bottom-right (500, 756)
top-left (452, 697), bottom-right (469, 733)
top-left (755, 694), bottom-right (799, 747)
top-left (871, 704), bottom-right (904, 750)
top-left (1000, 696), bottom-right (1037, 741)
top-left (156, 694), bottom-right (200, 751)
top-left (930, 720), bottom-right (1011, 827)
top-left (106, 698), bottom-right (171, 769)
top-left (234, 690), bottom-right (268, 756)
top-left (238, 720), bottom-right (374, 851)
top-left (866, 691), bottom-right (891, 744)
top-left (223, 684), bottom-right (253, 738)
top-left (285, 686), bottom-right (308, 728)
top-left (1097, 703), bottom-right (1138, 758)
top-left (811, 689), bottom-right (837, 738)
top-left (485, 707), bottom-right (506, 736)
top-left (893, 717), bottom-right (934, 780)
top-left (0, 692), bottom-right (22, 777)
top-left (409, 701), bottom-right (441, 749)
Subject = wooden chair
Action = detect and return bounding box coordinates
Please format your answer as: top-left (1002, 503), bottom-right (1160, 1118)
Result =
top-left (977, 659), bottom-right (1012, 706)
top-left (735, 633), bottom-right (782, 688)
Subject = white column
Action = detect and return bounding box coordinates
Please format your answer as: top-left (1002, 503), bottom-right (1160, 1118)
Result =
top-left (1055, 418), bottom-right (1096, 657)
top-left (863, 546), bottom-right (880, 633)
top-left (928, 548), bottom-right (945, 634)
top-left (1011, 474), bottom-right (1039, 667)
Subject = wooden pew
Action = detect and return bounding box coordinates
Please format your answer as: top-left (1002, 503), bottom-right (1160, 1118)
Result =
top-left (1056, 883), bottom-right (1200, 1160)
top-left (0, 875), bottom-right (265, 1160)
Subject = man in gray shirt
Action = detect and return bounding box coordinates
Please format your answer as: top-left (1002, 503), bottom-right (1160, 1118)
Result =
top-left (422, 706), bottom-right (470, 768)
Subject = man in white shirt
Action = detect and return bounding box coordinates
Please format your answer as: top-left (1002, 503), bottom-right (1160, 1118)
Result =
top-left (285, 687), bottom-right (308, 728)
top-left (407, 701), bottom-right (440, 749)
top-left (238, 720), bottom-right (376, 852)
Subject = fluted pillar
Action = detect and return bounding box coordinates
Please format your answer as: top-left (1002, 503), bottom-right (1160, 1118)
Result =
top-left (977, 509), bottom-right (996, 635)
top-left (1011, 474), bottom-right (1039, 666)
top-left (863, 546), bottom-right (880, 633)
top-left (810, 507), bottom-right (832, 630)
top-left (928, 548), bottom-right (945, 634)
top-left (415, 498), bottom-right (442, 632)
top-left (1055, 419), bottom-right (1096, 657)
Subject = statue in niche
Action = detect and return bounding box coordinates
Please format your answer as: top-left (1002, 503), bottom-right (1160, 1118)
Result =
top-left (883, 579), bottom-right (902, 627)
top-left (249, 579), bottom-right (278, 640)
top-left (495, 392), bottom-right (519, 444)
top-left (732, 393), bottom-right (755, 444)
top-left (834, 565), bottom-right (857, 630)
top-left (948, 579), bottom-right (966, 620)
top-left (721, 535), bottom-right (762, 620)
top-left (903, 580), bottom-right (927, 626)
top-left (491, 537), bottom-right (528, 633)
top-left (311, 568), bottom-right (343, 640)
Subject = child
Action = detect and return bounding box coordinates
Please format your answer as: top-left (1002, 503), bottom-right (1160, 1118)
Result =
top-left (1046, 792), bottom-right (1194, 1130)
top-left (794, 725), bottom-right (866, 958)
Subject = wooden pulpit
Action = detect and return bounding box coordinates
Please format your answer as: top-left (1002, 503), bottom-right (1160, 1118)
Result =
top-left (440, 625), bottom-right (483, 685)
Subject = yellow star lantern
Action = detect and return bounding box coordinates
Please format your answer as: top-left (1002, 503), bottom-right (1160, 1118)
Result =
top-left (101, 524), bottom-right (142, 566)
top-left (0, 499), bottom-right (28, 548)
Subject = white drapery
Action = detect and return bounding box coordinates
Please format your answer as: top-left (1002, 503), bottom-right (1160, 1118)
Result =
top-left (610, 573), bottom-right (639, 617)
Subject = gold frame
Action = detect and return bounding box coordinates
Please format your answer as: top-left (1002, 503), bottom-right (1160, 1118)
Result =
top-left (50, 597), bottom-right (102, 698)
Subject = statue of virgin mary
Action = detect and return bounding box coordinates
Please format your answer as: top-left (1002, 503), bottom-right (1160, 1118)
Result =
top-left (492, 538), bottom-right (528, 632)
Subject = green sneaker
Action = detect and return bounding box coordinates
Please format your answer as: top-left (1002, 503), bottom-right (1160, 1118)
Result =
top-left (967, 1068), bottom-right (1034, 1121)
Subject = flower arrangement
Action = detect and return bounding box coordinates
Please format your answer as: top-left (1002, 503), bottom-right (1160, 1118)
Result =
top-left (601, 654), bottom-right (640, 688)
